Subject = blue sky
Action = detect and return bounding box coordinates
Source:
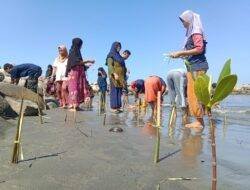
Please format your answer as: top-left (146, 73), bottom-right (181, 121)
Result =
top-left (0, 0), bottom-right (249, 84)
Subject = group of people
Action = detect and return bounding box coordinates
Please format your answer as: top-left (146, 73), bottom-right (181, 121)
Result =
top-left (2, 10), bottom-right (208, 131)
top-left (129, 10), bottom-right (208, 131)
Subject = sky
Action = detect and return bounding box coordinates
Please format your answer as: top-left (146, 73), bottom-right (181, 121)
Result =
top-left (0, 0), bottom-right (249, 85)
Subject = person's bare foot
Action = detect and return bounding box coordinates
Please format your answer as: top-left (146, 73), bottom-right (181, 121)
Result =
top-left (185, 121), bottom-right (203, 133)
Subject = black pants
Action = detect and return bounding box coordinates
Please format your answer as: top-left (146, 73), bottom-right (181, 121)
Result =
top-left (25, 77), bottom-right (39, 93)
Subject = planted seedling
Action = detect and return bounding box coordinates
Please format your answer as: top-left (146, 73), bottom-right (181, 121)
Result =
top-left (194, 59), bottom-right (237, 190)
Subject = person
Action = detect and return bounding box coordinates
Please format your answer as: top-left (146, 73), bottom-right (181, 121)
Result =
top-left (130, 79), bottom-right (145, 99)
top-left (87, 82), bottom-right (95, 109)
top-left (121, 50), bottom-right (131, 109)
top-left (106, 42), bottom-right (126, 113)
top-left (66, 38), bottom-right (95, 111)
top-left (4, 63), bottom-right (42, 92)
top-left (169, 10), bottom-right (209, 131)
top-left (129, 79), bottom-right (147, 110)
top-left (97, 67), bottom-right (108, 112)
top-left (45, 65), bottom-right (53, 78)
top-left (144, 76), bottom-right (167, 116)
top-left (52, 45), bottom-right (69, 108)
top-left (166, 68), bottom-right (188, 124)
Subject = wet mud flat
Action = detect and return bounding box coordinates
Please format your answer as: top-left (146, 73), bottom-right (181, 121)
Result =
top-left (0, 96), bottom-right (250, 190)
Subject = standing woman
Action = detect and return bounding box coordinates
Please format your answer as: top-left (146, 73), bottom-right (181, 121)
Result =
top-left (169, 10), bottom-right (209, 130)
top-left (52, 45), bottom-right (69, 108)
top-left (66, 38), bottom-right (95, 110)
top-left (106, 42), bottom-right (126, 113)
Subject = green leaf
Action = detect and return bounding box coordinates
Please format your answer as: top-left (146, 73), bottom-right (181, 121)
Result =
top-left (210, 74), bottom-right (237, 107)
top-left (194, 74), bottom-right (211, 106)
top-left (217, 59), bottom-right (231, 84)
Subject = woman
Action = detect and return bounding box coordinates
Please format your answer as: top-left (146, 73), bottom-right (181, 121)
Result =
top-left (52, 45), bottom-right (68, 108)
top-left (169, 10), bottom-right (209, 130)
top-left (66, 38), bottom-right (95, 110)
top-left (106, 42), bottom-right (126, 113)
top-left (144, 76), bottom-right (166, 117)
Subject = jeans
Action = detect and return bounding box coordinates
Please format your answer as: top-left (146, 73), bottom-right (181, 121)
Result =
top-left (167, 70), bottom-right (187, 108)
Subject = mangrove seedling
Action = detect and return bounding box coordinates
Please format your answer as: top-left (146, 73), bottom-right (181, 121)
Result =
top-left (194, 59), bottom-right (237, 190)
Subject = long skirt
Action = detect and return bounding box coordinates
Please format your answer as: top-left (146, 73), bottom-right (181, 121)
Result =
top-left (56, 80), bottom-right (68, 107)
top-left (68, 65), bottom-right (90, 107)
top-left (110, 81), bottom-right (122, 109)
top-left (186, 71), bottom-right (205, 118)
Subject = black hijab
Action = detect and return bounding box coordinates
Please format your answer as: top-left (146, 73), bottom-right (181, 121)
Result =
top-left (66, 38), bottom-right (83, 76)
top-left (106, 41), bottom-right (125, 67)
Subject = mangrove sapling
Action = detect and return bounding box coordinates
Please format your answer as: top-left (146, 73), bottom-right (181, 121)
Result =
top-left (194, 59), bottom-right (237, 190)
top-left (154, 91), bottom-right (161, 163)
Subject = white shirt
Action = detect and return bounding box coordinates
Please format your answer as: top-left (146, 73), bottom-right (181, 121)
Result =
top-left (53, 57), bottom-right (68, 81)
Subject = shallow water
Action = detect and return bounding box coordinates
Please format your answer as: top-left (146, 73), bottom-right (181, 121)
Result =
top-left (0, 94), bottom-right (250, 189)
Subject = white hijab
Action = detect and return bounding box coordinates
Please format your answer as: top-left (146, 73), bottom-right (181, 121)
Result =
top-left (179, 10), bottom-right (206, 45)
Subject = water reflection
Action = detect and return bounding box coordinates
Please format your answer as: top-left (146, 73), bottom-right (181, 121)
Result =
top-left (181, 128), bottom-right (203, 167)
top-left (141, 119), bottom-right (157, 137)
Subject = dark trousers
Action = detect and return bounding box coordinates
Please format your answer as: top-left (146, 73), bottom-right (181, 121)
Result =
top-left (110, 82), bottom-right (122, 109)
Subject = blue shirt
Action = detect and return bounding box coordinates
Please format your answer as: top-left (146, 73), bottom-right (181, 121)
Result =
top-left (10, 63), bottom-right (42, 79)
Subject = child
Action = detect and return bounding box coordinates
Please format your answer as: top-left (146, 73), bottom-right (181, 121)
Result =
top-left (97, 67), bottom-right (107, 112)
top-left (121, 50), bottom-right (131, 109)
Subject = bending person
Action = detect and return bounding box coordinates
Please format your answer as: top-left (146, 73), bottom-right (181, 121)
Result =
top-left (4, 63), bottom-right (42, 92)
top-left (167, 68), bottom-right (188, 124)
top-left (144, 76), bottom-right (167, 117)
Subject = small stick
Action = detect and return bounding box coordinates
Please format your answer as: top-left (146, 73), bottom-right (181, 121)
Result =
top-left (103, 113), bottom-right (106, 126)
top-left (156, 92), bottom-right (161, 127)
top-left (43, 87), bottom-right (47, 111)
top-left (37, 89), bottom-right (43, 125)
top-left (168, 104), bottom-right (176, 128)
top-left (37, 103), bottom-right (43, 125)
top-left (154, 91), bottom-right (161, 163)
top-left (73, 109), bottom-right (76, 124)
top-left (64, 111), bottom-right (68, 123)
top-left (11, 96), bottom-right (24, 164)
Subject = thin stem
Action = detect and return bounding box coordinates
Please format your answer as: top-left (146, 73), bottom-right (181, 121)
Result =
top-left (208, 109), bottom-right (217, 190)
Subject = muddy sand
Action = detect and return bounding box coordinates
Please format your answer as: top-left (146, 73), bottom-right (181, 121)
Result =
top-left (0, 95), bottom-right (250, 190)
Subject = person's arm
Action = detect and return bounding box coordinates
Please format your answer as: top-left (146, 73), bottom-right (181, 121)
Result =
top-left (169, 34), bottom-right (204, 58)
top-left (81, 59), bottom-right (95, 67)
